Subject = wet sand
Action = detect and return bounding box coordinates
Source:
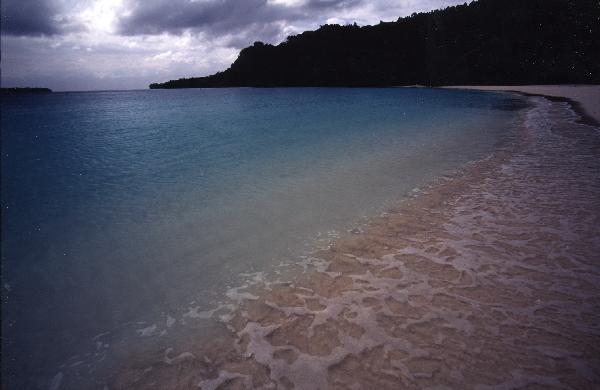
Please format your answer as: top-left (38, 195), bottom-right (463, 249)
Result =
top-left (445, 86), bottom-right (600, 126)
top-left (112, 91), bottom-right (600, 389)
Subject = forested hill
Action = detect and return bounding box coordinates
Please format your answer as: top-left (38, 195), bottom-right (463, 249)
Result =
top-left (149, 0), bottom-right (600, 89)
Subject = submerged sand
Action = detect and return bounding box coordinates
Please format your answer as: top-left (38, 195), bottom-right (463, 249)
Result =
top-left (111, 90), bottom-right (600, 389)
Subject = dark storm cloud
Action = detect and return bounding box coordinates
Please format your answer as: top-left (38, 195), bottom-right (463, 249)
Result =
top-left (305, 0), bottom-right (360, 10)
top-left (118, 0), bottom-right (281, 36)
top-left (0, 0), bottom-right (78, 36)
top-left (117, 0), bottom-right (361, 38)
top-left (1, 0), bottom-right (469, 90)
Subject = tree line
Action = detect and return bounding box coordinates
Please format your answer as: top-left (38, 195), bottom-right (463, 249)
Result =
top-left (150, 0), bottom-right (600, 89)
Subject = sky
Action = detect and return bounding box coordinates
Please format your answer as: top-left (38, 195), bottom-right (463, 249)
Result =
top-left (1, 0), bottom-right (469, 91)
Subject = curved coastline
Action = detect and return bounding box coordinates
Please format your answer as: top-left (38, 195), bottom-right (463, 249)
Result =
top-left (444, 85), bottom-right (600, 126)
top-left (3, 88), bottom-right (528, 390)
top-left (102, 89), bottom-right (600, 389)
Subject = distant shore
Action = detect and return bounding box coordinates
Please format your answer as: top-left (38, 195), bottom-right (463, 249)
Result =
top-left (444, 85), bottom-right (600, 125)
top-left (1, 87), bottom-right (52, 94)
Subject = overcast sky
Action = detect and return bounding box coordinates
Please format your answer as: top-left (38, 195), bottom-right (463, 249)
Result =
top-left (1, 0), bottom-right (469, 91)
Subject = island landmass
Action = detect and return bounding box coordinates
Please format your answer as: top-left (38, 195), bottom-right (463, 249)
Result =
top-left (150, 0), bottom-right (599, 89)
top-left (2, 87), bottom-right (53, 94)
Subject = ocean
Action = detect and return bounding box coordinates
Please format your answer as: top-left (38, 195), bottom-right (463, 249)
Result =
top-left (1, 88), bottom-right (525, 388)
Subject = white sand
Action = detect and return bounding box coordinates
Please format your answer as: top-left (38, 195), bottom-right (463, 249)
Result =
top-left (445, 85), bottom-right (600, 123)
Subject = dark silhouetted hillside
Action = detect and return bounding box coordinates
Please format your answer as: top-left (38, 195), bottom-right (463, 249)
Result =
top-left (150, 0), bottom-right (600, 89)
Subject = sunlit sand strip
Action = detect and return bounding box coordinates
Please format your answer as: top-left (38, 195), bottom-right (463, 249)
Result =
top-left (112, 95), bottom-right (600, 389)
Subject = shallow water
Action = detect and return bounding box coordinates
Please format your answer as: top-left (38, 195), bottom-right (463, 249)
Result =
top-left (1, 88), bottom-right (525, 388)
top-left (108, 96), bottom-right (600, 389)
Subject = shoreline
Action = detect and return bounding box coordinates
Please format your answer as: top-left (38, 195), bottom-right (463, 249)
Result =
top-left (443, 85), bottom-right (600, 126)
top-left (108, 90), bottom-right (600, 389)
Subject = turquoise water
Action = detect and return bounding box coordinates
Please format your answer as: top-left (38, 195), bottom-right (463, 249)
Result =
top-left (1, 88), bottom-right (524, 388)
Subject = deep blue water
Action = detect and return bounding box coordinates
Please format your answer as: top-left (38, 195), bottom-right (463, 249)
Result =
top-left (1, 88), bottom-right (523, 388)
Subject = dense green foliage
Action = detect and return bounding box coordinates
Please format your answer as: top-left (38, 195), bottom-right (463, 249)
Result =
top-left (150, 0), bottom-right (600, 88)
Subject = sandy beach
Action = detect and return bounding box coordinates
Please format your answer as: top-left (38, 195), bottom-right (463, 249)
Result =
top-left (112, 86), bottom-right (600, 389)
